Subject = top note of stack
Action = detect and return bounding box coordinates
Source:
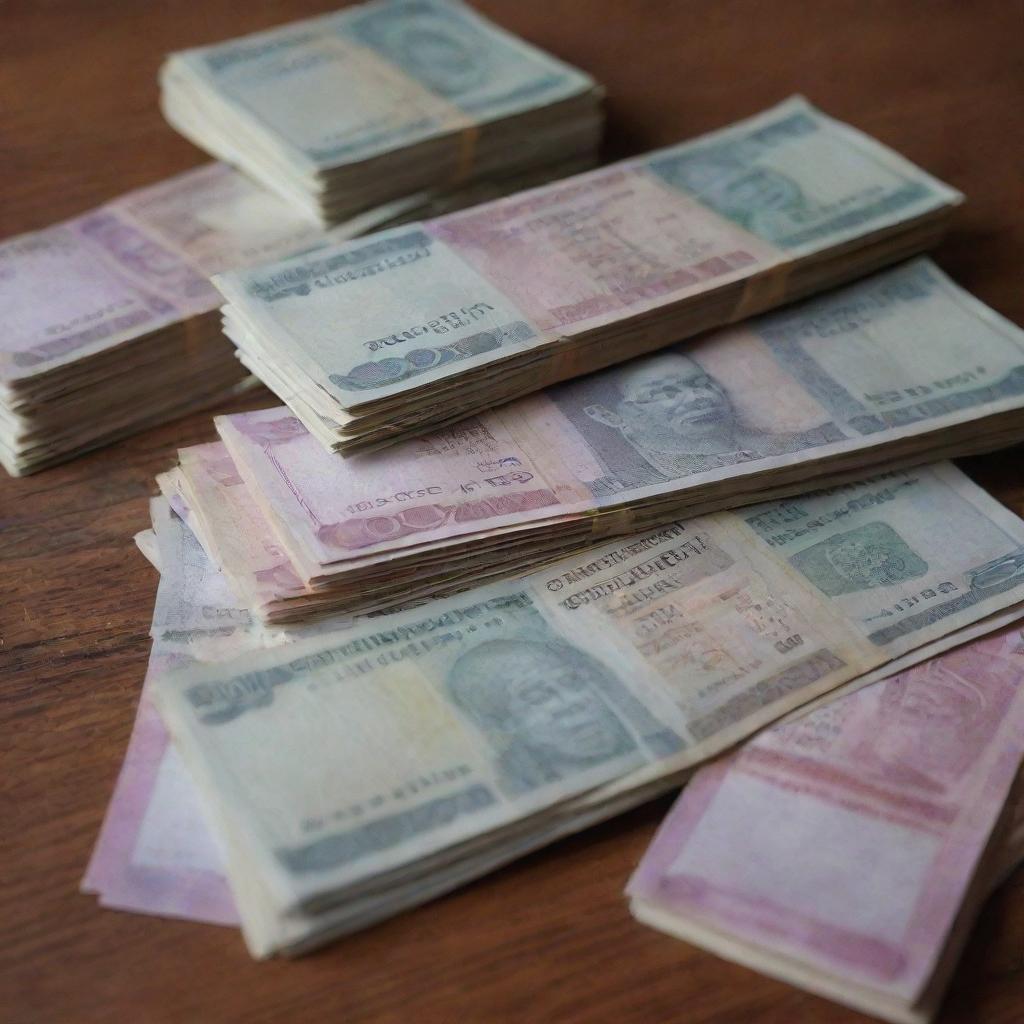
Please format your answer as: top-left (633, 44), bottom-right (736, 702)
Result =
top-left (212, 96), bottom-right (963, 455)
top-left (0, 163), bottom-right (328, 477)
top-left (160, 0), bottom-right (604, 225)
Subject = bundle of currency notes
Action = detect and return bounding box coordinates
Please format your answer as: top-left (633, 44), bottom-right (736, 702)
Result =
top-left (82, 490), bottom-right (1024, 975)
top-left (95, 461), bottom-right (1024, 958)
top-left (628, 624), bottom-right (1024, 1024)
top-left (160, 0), bottom-right (604, 226)
top-left (157, 259), bottom-right (1024, 623)
top-left (210, 96), bottom-right (964, 454)
top-left (0, 157), bottom-right (604, 478)
top-left (0, 164), bottom-right (331, 476)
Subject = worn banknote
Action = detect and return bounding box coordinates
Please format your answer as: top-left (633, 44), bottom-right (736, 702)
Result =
top-left (151, 462), bottom-right (1024, 955)
top-left (628, 624), bottom-right (1024, 1024)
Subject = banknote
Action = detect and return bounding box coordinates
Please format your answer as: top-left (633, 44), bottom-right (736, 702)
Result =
top-left (204, 258), bottom-right (1024, 620)
top-left (1, 145), bottom-right (589, 475)
top-left (85, 559), bottom-right (1024, 935)
top-left (133, 529), bottom-right (161, 571)
top-left (82, 500), bottom-right (261, 924)
top-left (211, 95), bottom-right (962, 450)
top-left (166, 0), bottom-right (595, 172)
top-left (151, 462), bottom-right (1024, 956)
top-left (628, 623), bottom-right (1024, 1024)
top-left (85, 496), bottom-right (365, 923)
top-left (88, 464), bottom-right (1024, 929)
top-left (0, 160), bottom-right (341, 476)
top-left (171, 443), bottom-right (310, 615)
top-left (0, 163), bottom-right (322, 386)
top-left (161, 0), bottom-right (603, 223)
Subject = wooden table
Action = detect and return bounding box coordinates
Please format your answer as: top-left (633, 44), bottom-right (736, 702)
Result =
top-left (2, 2), bottom-right (1022, 1021)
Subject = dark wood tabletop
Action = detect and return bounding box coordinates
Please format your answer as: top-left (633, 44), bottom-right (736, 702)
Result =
top-left (2, 2), bottom-right (1022, 1022)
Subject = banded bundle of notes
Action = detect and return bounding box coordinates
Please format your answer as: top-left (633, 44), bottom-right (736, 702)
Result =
top-left (161, 260), bottom-right (1024, 623)
top-left (96, 463), bottom-right (1024, 958)
top-left (161, 0), bottom-right (604, 226)
top-left (211, 97), bottom-right (963, 454)
top-left (0, 165), bottom-right (325, 476)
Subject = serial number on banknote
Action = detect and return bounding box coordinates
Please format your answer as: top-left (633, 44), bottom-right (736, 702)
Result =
top-left (363, 303), bottom-right (497, 351)
top-left (345, 486), bottom-right (445, 514)
top-left (865, 367), bottom-right (988, 405)
top-left (344, 472), bottom-right (536, 514)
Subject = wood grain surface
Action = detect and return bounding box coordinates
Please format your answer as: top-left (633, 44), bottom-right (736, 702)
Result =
top-left (1, 2), bottom-right (1022, 1022)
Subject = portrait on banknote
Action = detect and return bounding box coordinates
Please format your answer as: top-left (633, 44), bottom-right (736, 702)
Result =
top-left (446, 637), bottom-right (641, 795)
top-left (550, 347), bottom-right (840, 490)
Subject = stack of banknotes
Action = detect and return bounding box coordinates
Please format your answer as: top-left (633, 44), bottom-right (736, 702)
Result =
top-left (628, 626), bottom-right (1024, 1024)
top-left (0, 165), bottom-right (326, 476)
top-left (210, 96), bottom-right (965, 453)
top-left (160, 0), bottom-right (604, 225)
top-left (85, 460), bottom-right (1024, 972)
top-left (2, 6), bottom-right (605, 479)
top-left (154, 258), bottom-right (1024, 623)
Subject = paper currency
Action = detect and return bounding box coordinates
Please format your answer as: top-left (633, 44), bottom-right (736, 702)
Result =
top-left (628, 624), bottom-right (1024, 1024)
top-left (85, 492), bottom-right (1024, 933)
top-left (212, 96), bottom-right (963, 453)
top-left (148, 462), bottom-right (1024, 956)
top-left (0, 163), bottom-right (329, 476)
top-left (164, 258), bottom-right (1024, 623)
top-left (161, 0), bottom-right (604, 225)
top-left (86, 464), bottom-right (1024, 930)
top-left (84, 494), bottom-right (363, 923)
top-left (0, 151), bottom-right (590, 477)
top-left (82, 499), bottom-right (262, 924)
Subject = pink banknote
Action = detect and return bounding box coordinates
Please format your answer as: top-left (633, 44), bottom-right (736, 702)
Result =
top-left (82, 499), bottom-right (260, 926)
top-left (628, 623), bottom-right (1024, 1016)
top-left (217, 403), bottom-right (594, 569)
top-left (431, 162), bottom-right (778, 336)
top-left (1, 163), bottom-right (323, 382)
top-left (81, 653), bottom-right (239, 927)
